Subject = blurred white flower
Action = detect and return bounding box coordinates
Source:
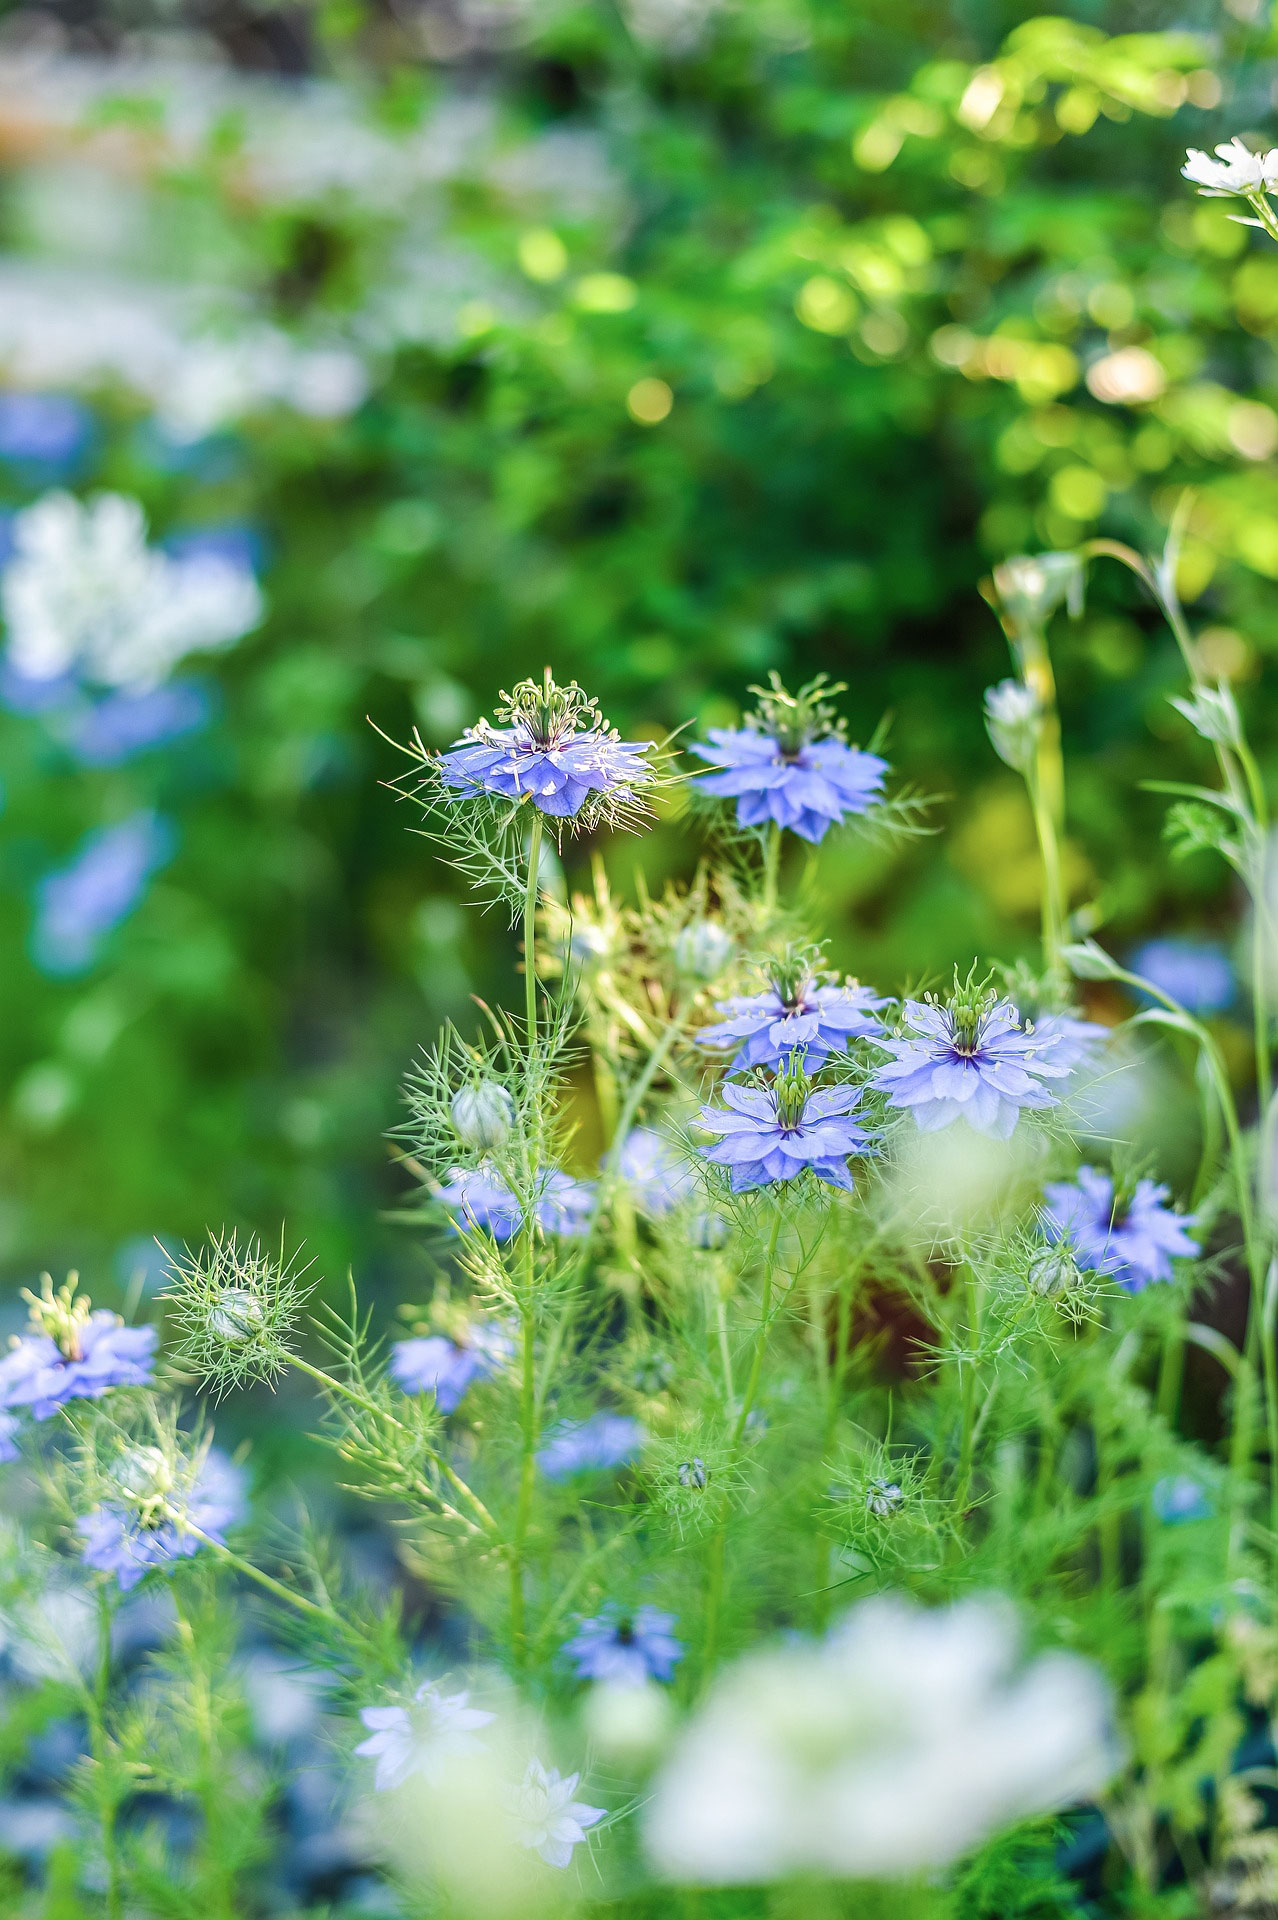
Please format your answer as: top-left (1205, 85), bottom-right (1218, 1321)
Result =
top-left (1182, 138), bottom-right (1278, 198)
top-left (355, 1681), bottom-right (496, 1792)
top-left (644, 1592), bottom-right (1118, 1885)
top-left (2, 492), bottom-right (262, 689)
top-left (505, 1758), bottom-right (604, 1869)
top-left (983, 678), bottom-right (1041, 773)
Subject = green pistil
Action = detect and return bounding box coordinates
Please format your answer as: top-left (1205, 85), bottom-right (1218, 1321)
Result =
top-left (21, 1272), bottom-right (96, 1361)
top-left (749, 671), bottom-right (847, 757)
top-left (773, 1054), bottom-right (811, 1130)
top-left (497, 669), bottom-right (606, 749)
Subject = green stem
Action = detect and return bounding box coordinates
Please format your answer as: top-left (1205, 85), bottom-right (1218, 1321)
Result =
top-left (731, 1206), bottom-right (784, 1447)
top-left (178, 1521), bottom-right (332, 1621)
top-left (285, 1353), bottom-right (495, 1532)
top-left (173, 1595), bottom-right (235, 1920)
top-left (955, 1265), bottom-right (982, 1511)
top-left (510, 1295), bottom-right (537, 1671)
top-left (761, 821), bottom-right (781, 917)
top-left (89, 1587), bottom-right (123, 1920)
top-left (524, 812), bottom-right (544, 1051)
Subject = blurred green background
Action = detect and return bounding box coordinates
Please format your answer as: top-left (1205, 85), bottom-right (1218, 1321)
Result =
top-left (0, 0), bottom-right (1272, 1333)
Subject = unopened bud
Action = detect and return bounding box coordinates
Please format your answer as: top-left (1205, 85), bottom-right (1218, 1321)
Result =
top-left (865, 1476), bottom-right (905, 1518)
top-left (451, 1081), bottom-right (515, 1150)
top-left (209, 1288), bottom-right (267, 1344)
top-left (678, 1457), bottom-right (708, 1490)
top-left (984, 679), bottom-right (1041, 774)
top-left (1028, 1241), bottom-right (1079, 1298)
top-left (673, 920), bottom-right (734, 981)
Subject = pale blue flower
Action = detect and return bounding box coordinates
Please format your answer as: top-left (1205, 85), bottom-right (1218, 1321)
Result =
top-left (1041, 1167), bottom-right (1198, 1292)
top-left (0, 1313), bottom-right (157, 1420)
top-left (436, 1165), bottom-right (595, 1241)
top-left (872, 996), bottom-right (1068, 1139)
top-left (33, 812), bottom-right (174, 976)
top-left (507, 1758), bottom-right (604, 1868)
top-left (616, 1128), bottom-right (697, 1216)
top-left (697, 978), bottom-right (886, 1073)
top-left (80, 1450), bottom-right (245, 1592)
top-left (355, 1682), bottom-right (495, 1792)
top-left (697, 1073), bottom-right (874, 1192)
top-left (390, 1321), bottom-right (514, 1413)
top-left (564, 1606), bottom-right (683, 1685)
top-left (1130, 939), bottom-right (1234, 1014)
top-left (537, 1413), bottom-right (642, 1480)
top-left (440, 674), bottom-right (653, 821)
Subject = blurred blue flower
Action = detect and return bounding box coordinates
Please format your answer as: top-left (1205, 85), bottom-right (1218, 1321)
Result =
top-left (872, 996), bottom-right (1067, 1139)
top-left (0, 659), bottom-right (72, 713)
top-left (165, 523), bottom-right (266, 574)
top-left (355, 1682), bottom-right (495, 1792)
top-left (564, 1606), bottom-right (683, 1685)
top-left (0, 1313), bottom-right (157, 1420)
top-left (0, 1413), bottom-right (19, 1463)
top-left (1024, 1009), bottom-right (1109, 1074)
top-left (537, 1412), bottom-right (642, 1480)
top-left (436, 1165), bottom-right (595, 1240)
top-left (441, 675), bottom-right (654, 820)
top-left (697, 978), bottom-right (886, 1073)
top-left (698, 1074), bottom-right (874, 1192)
top-left (0, 392), bottom-right (92, 474)
top-left (1151, 1475), bottom-right (1212, 1525)
top-left (32, 812), bottom-right (175, 976)
top-left (508, 1758), bottom-right (604, 1869)
top-left (1042, 1167), bottom-right (1198, 1292)
top-left (80, 1449), bottom-right (245, 1592)
top-left (65, 682), bottom-right (211, 767)
top-left (616, 1127), bottom-right (697, 1216)
top-left (1130, 939), bottom-right (1234, 1014)
top-left (390, 1321), bottom-right (513, 1413)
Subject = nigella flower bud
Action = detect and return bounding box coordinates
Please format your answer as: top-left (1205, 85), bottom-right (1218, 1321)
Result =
top-left (678, 1457), bottom-right (709, 1490)
top-left (1027, 1241), bottom-right (1080, 1299)
top-left (865, 1477), bottom-right (905, 1518)
top-left (208, 1288), bottom-right (267, 1344)
top-left (451, 1080), bottom-right (516, 1150)
top-left (984, 679), bottom-right (1041, 774)
top-left (673, 919), bottom-right (734, 981)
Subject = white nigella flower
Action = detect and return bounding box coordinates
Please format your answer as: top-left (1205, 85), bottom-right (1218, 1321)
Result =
top-left (2, 492), bottom-right (262, 691)
top-left (1182, 138), bottom-right (1278, 199)
top-left (643, 1593), bottom-right (1119, 1885)
top-left (355, 1681), bottom-right (496, 1792)
top-left (983, 679), bottom-right (1041, 774)
top-left (506, 1757), bottom-right (604, 1869)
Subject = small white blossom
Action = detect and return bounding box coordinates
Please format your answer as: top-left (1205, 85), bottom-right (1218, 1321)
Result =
top-left (644, 1592), bottom-right (1119, 1884)
top-left (2, 492), bottom-right (263, 690)
top-left (506, 1757), bottom-right (604, 1869)
top-left (355, 1682), bottom-right (495, 1792)
top-left (1182, 138), bottom-right (1278, 199)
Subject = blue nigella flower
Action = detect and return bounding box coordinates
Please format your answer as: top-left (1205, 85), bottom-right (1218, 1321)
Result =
top-left (0, 1280), bottom-right (156, 1421)
top-left (65, 682), bottom-right (211, 767)
top-left (440, 671), bottom-right (654, 822)
top-left (1023, 1009), bottom-right (1109, 1075)
top-left (1041, 1167), bottom-right (1198, 1292)
top-left (435, 1165), bottom-right (595, 1241)
top-left (80, 1448), bottom-right (245, 1592)
top-left (0, 1413), bottom-right (19, 1463)
top-left (689, 674), bottom-right (887, 844)
top-left (872, 985), bottom-right (1068, 1139)
top-left (563, 1606), bottom-right (683, 1685)
top-left (698, 1060), bottom-right (875, 1192)
top-left (615, 1128), bottom-right (698, 1216)
top-left (1151, 1475), bottom-right (1212, 1525)
top-left (537, 1412), bottom-right (643, 1481)
top-left (32, 811), bottom-right (174, 977)
top-left (0, 392), bottom-right (92, 473)
top-left (1129, 938), bottom-right (1234, 1014)
top-left (697, 952), bottom-right (886, 1074)
top-left (390, 1321), bottom-right (514, 1413)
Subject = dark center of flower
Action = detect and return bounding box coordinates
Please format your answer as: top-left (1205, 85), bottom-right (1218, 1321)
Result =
top-left (613, 1619), bottom-right (635, 1645)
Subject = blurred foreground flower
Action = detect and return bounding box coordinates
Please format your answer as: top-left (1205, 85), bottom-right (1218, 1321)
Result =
top-left (690, 673), bottom-right (886, 845)
top-left (356, 1682), bottom-right (495, 1792)
top-left (436, 1165), bottom-right (595, 1240)
top-left (1042, 1167), bottom-right (1198, 1291)
top-left (616, 1127), bottom-right (698, 1215)
top-left (643, 1592), bottom-right (1118, 1884)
